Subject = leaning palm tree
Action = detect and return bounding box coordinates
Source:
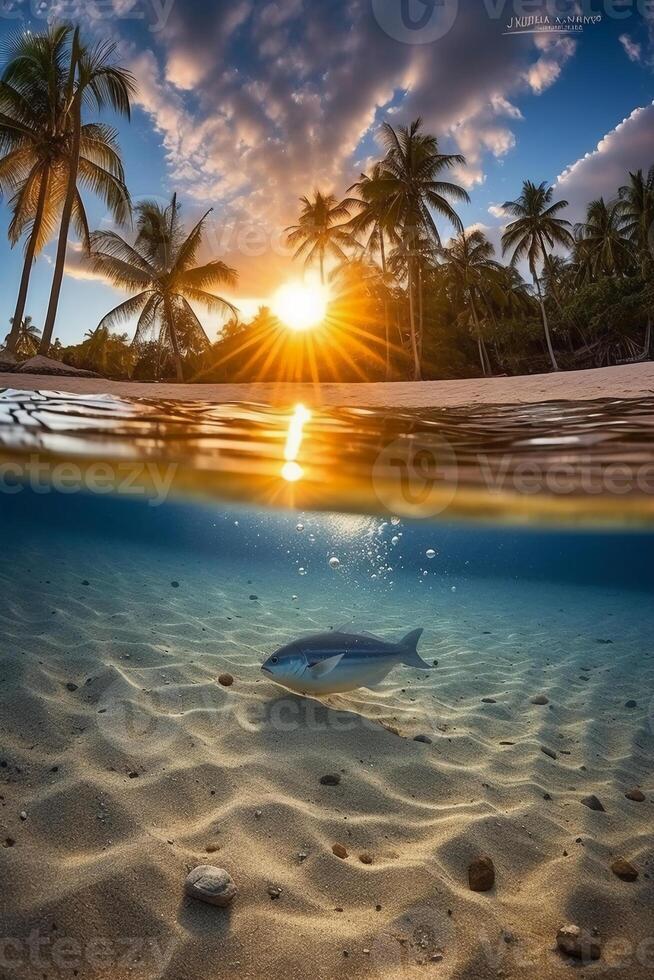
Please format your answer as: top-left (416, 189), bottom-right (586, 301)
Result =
top-left (285, 191), bottom-right (354, 283)
top-left (90, 195), bottom-right (238, 381)
top-left (0, 26), bottom-right (130, 355)
top-left (379, 117), bottom-right (469, 379)
top-left (4, 315), bottom-right (40, 357)
top-left (502, 180), bottom-right (574, 371)
top-left (440, 229), bottom-right (502, 376)
top-left (36, 28), bottom-right (134, 354)
top-left (574, 198), bottom-right (633, 280)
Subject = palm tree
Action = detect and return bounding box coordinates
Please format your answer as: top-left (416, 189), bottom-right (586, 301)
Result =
top-left (618, 167), bottom-right (654, 356)
top-left (285, 191), bottom-right (354, 283)
top-left (4, 314), bottom-right (40, 357)
top-left (618, 167), bottom-right (654, 274)
top-left (574, 198), bottom-right (633, 280)
top-left (344, 164), bottom-right (395, 375)
top-left (378, 118), bottom-right (469, 379)
top-left (502, 180), bottom-right (574, 371)
top-left (0, 27), bottom-right (128, 355)
top-left (90, 195), bottom-right (238, 381)
top-left (440, 229), bottom-right (502, 376)
top-left (36, 28), bottom-right (134, 355)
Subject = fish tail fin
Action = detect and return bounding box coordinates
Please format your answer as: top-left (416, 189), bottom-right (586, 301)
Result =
top-left (399, 628), bottom-right (431, 669)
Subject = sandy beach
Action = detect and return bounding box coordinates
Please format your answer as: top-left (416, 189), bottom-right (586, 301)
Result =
top-left (1, 361), bottom-right (653, 408)
top-left (1, 507), bottom-right (652, 980)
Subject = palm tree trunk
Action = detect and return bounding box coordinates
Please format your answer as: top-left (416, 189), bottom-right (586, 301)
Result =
top-left (6, 170), bottom-right (49, 354)
top-left (469, 295), bottom-right (489, 376)
top-left (533, 272), bottom-right (559, 371)
top-left (417, 261), bottom-right (424, 366)
top-left (319, 252), bottom-right (325, 286)
top-left (379, 230), bottom-right (391, 380)
top-left (165, 297), bottom-right (184, 381)
top-left (40, 92), bottom-right (82, 356)
top-left (407, 258), bottom-right (421, 381)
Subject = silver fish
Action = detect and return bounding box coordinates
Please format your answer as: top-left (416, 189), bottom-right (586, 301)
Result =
top-left (261, 627), bottom-right (431, 695)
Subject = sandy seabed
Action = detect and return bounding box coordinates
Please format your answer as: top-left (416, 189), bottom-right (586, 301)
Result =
top-left (0, 521), bottom-right (652, 980)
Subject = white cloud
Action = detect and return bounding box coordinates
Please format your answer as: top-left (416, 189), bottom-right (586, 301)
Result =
top-left (555, 102), bottom-right (654, 220)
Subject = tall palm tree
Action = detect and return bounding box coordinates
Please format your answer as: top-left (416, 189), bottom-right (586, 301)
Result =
top-left (4, 314), bottom-right (40, 357)
top-left (502, 180), bottom-right (574, 371)
top-left (440, 229), bottom-right (502, 376)
top-left (344, 164), bottom-right (397, 376)
top-left (90, 195), bottom-right (238, 381)
top-left (285, 191), bottom-right (353, 283)
top-left (36, 28), bottom-right (134, 354)
top-left (379, 117), bottom-right (469, 379)
top-left (574, 198), bottom-right (633, 280)
top-left (0, 27), bottom-right (129, 355)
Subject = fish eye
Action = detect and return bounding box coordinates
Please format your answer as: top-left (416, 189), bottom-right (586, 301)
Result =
top-left (271, 656), bottom-right (278, 664)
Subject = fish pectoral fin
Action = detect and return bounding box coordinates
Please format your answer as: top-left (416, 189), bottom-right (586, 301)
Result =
top-left (308, 654), bottom-right (345, 678)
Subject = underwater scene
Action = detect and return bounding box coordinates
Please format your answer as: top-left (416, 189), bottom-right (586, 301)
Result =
top-left (0, 391), bottom-right (653, 980)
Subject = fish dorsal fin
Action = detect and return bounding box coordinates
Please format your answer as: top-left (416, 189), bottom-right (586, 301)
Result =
top-left (332, 621), bottom-right (353, 634)
top-left (308, 653), bottom-right (345, 677)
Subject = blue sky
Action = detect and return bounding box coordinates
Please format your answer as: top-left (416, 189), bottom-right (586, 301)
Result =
top-left (1, 0), bottom-right (653, 346)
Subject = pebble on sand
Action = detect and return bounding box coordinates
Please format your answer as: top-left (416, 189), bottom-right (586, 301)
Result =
top-left (541, 746), bottom-right (557, 760)
top-left (481, 697), bottom-right (497, 704)
top-left (580, 794), bottom-right (605, 812)
top-left (625, 788), bottom-right (646, 802)
top-left (624, 700), bottom-right (637, 708)
top-left (170, 581), bottom-right (180, 588)
top-left (185, 866), bottom-right (237, 907)
top-left (359, 853), bottom-right (373, 864)
top-left (531, 695), bottom-right (549, 705)
top-left (332, 843), bottom-right (348, 859)
top-left (320, 773), bottom-right (341, 786)
top-left (611, 858), bottom-right (638, 882)
top-left (468, 856), bottom-right (495, 892)
top-left (218, 674), bottom-right (234, 687)
top-left (65, 682), bottom-right (78, 692)
top-left (556, 924), bottom-right (601, 962)
top-left (413, 734), bottom-right (433, 744)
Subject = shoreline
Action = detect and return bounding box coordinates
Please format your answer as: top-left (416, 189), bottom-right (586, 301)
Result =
top-left (0, 361), bottom-right (653, 407)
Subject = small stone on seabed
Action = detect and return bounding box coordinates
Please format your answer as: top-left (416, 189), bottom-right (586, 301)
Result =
top-left (580, 794), bottom-right (605, 812)
top-left (320, 773), bottom-right (341, 785)
top-left (267, 885), bottom-right (282, 899)
top-left (625, 788), bottom-right (645, 802)
top-left (171, 581), bottom-right (179, 588)
top-left (19, 811), bottom-right (27, 821)
top-left (556, 924), bottom-right (601, 962)
top-left (625, 700), bottom-right (637, 708)
top-left (611, 858), bottom-right (638, 881)
top-left (359, 853), bottom-right (373, 864)
top-left (65, 683), bottom-right (78, 692)
top-left (218, 674), bottom-right (234, 687)
top-left (481, 697), bottom-right (496, 704)
top-left (413, 734), bottom-right (432, 744)
top-left (541, 746), bottom-right (557, 760)
top-left (332, 843), bottom-right (348, 859)
top-left (468, 856), bottom-right (495, 892)
top-left (185, 866), bottom-right (237, 907)
top-left (531, 695), bottom-right (549, 705)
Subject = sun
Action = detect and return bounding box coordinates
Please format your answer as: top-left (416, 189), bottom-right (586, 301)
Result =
top-left (272, 281), bottom-right (329, 332)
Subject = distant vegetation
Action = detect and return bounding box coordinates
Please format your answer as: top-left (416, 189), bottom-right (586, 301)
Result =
top-left (1, 23), bottom-right (652, 382)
